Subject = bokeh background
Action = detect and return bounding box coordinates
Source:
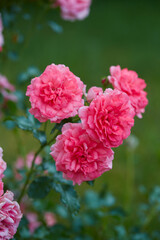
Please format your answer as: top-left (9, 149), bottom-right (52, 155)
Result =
top-left (0, 0), bottom-right (160, 205)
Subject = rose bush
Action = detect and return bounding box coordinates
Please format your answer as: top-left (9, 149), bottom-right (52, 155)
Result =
top-left (0, 1), bottom-right (151, 238)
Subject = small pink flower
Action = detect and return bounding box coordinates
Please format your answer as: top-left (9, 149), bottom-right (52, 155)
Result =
top-left (108, 65), bottom-right (148, 118)
top-left (26, 152), bottom-right (42, 169)
top-left (15, 157), bottom-right (24, 170)
top-left (0, 75), bottom-right (15, 92)
top-left (1, 90), bottom-right (17, 102)
top-left (54, 0), bottom-right (92, 21)
top-left (0, 147), bottom-right (7, 179)
top-left (26, 64), bottom-right (85, 123)
top-left (26, 212), bottom-right (41, 234)
top-left (0, 75), bottom-right (17, 104)
top-left (44, 212), bottom-right (56, 227)
top-left (15, 153), bottom-right (42, 180)
top-left (0, 14), bottom-right (4, 52)
top-left (86, 87), bottom-right (103, 102)
top-left (51, 123), bottom-right (114, 185)
top-left (79, 89), bottom-right (135, 148)
top-left (0, 191), bottom-right (22, 240)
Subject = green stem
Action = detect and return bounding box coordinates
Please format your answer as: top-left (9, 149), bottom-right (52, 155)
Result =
top-left (18, 129), bottom-right (59, 203)
top-left (142, 203), bottom-right (159, 230)
top-left (125, 149), bottom-right (135, 211)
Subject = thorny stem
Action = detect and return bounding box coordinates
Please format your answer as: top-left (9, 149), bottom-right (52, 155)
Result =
top-left (17, 129), bottom-right (59, 203)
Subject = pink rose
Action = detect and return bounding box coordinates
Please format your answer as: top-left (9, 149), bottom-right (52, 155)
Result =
top-left (26, 212), bottom-right (41, 234)
top-left (79, 89), bottom-right (135, 148)
top-left (51, 123), bottom-right (114, 185)
top-left (0, 147), bottom-right (7, 179)
top-left (0, 75), bottom-right (15, 92)
top-left (26, 64), bottom-right (85, 123)
top-left (0, 180), bottom-right (4, 196)
top-left (1, 90), bottom-right (17, 102)
top-left (108, 65), bottom-right (148, 118)
top-left (0, 191), bottom-right (22, 240)
top-left (0, 14), bottom-right (4, 52)
top-left (0, 75), bottom-right (17, 103)
top-left (44, 212), bottom-right (56, 227)
top-left (86, 86), bottom-right (103, 102)
top-left (55, 0), bottom-right (92, 21)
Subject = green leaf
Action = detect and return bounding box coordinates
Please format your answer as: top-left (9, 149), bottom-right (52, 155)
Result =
top-left (33, 130), bottom-right (47, 145)
top-left (48, 21), bottom-right (63, 34)
top-left (52, 182), bottom-right (80, 214)
top-left (86, 180), bottom-right (94, 186)
top-left (13, 110), bottom-right (41, 132)
top-left (28, 176), bottom-right (52, 199)
top-left (108, 207), bottom-right (126, 218)
top-left (15, 116), bottom-right (33, 131)
top-left (34, 226), bottom-right (49, 239)
top-left (3, 120), bottom-right (16, 129)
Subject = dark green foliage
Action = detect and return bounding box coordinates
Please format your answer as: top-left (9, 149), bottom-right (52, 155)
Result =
top-left (52, 182), bottom-right (80, 215)
top-left (28, 176), bottom-right (52, 199)
top-left (33, 130), bottom-right (47, 145)
top-left (14, 110), bottom-right (41, 131)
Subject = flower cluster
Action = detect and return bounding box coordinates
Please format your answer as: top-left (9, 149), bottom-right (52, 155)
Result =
top-left (27, 63), bottom-right (148, 185)
top-left (54, 0), bottom-right (92, 21)
top-left (0, 147), bottom-right (22, 240)
top-left (0, 14), bottom-right (4, 52)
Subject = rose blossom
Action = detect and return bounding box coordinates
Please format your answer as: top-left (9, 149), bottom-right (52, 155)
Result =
top-left (0, 180), bottom-right (4, 196)
top-left (79, 89), bottom-right (135, 148)
top-left (0, 74), bottom-right (17, 103)
top-left (51, 123), bottom-right (114, 185)
top-left (0, 75), bottom-right (15, 92)
top-left (26, 64), bottom-right (85, 123)
top-left (0, 14), bottom-right (4, 52)
top-left (86, 86), bottom-right (103, 102)
top-left (0, 147), bottom-right (7, 179)
top-left (26, 212), bottom-right (41, 234)
top-left (0, 191), bottom-right (22, 240)
top-left (54, 0), bottom-right (92, 21)
top-left (108, 65), bottom-right (148, 118)
top-left (44, 212), bottom-right (56, 227)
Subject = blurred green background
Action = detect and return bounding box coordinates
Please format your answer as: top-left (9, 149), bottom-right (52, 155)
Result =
top-left (0, 0), bottom-right (160, 205)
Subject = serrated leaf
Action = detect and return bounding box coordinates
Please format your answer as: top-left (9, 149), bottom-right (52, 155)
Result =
top-left (28, 176), bottom-right (52, 199)
top-left (33, 130), bottom-right (47, 145)
top-left (15, 116), bottom-right (33, 131)
top-left (14, 110), bottom-right (41, 132)
top-left (26, 110), bottom-right (41, 129)
top-left (52, 183), bottom-right (80, 214)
